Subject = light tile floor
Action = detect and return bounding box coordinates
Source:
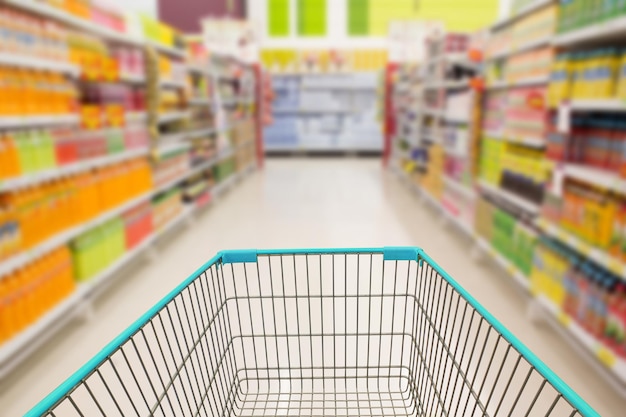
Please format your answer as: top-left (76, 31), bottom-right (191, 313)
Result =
top-left (1, 158), bottom-right (623, 416)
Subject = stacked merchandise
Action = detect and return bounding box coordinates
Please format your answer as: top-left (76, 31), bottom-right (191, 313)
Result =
top-left (0, 3), bottom-right (259, 378)
top-left (532, 237), bottom-right (626, 359)
top-left (421, 145), bottom-right (445, 200)
top-left (479, 139), bottom-right (550, 205)
top-left (264, 75), bottom-right (299, 149)
top-left (152, 188), bottom-right (184, 231)
top-left (265, 72), bottom-right (382, 153)
top-left (410, 31), bottom-right (481, 231)
top-left (548, 48), bottom-right (626, 106)
top-left (391, 63), bottom-right (423, 172)
top-left (475, 196), bottom-right (537, 276)
top-left (0, 247), bottom-right (75, 344)
top-left (479, 1), bottom-right (556, 223)
top-left (233, 119), bottom-right (257, 172)
top-left (557, 0), bottom-right (626, 34)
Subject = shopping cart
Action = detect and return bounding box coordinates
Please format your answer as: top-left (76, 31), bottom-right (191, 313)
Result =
top-left (27, 247), bottom-right (598, 417)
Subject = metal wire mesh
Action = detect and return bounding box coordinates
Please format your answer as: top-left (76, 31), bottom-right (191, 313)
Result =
top-left (36, 250), bottom-right (590, 416)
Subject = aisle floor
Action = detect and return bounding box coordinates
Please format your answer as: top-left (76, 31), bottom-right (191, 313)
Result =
top-left (1, 158), bottom-right (624, 416)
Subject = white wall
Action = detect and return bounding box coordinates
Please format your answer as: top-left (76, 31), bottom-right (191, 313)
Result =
top-left (250, 0), bottom-right (514, 49)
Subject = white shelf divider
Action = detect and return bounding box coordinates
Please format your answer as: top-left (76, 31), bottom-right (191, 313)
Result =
top-left (478, 180), bottom-right (540, 215)
top-left (486, 75), bottom-right (550, 90)
top-left (4, 0), bottom-right (144, 46)
top-left (491, 0), bottom-right (555, 31)
top-left (147, 41), bottom-right (186, 58)
top-left (443, 175), bottom-right (475, 199)
top-left (158, 110), bottom-right (189, 124)
top-left (0, 114), bottom-right (79, 129)
top-left (0, 52), bottom-right (80, 76)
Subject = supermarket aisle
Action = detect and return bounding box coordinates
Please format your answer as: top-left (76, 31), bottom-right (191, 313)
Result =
top-left (1, 158), bottom-right (623, 416)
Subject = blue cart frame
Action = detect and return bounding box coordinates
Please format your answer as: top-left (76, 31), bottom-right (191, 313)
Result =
top-left (27, 247), bottom-right (599, 416)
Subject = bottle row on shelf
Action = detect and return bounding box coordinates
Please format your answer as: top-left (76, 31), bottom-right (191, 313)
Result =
top-left (549, 48), bottom-right (626, 105)
top-left (0, 145), bottom-right (254, 347)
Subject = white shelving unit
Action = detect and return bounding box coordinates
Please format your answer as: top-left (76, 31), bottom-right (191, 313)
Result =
top-left (491, 0), bottom-right (555, 30)
top-left (487, 35), bottom-right (552, 61)
top-left (157, 110), bottom-right (189, 124)
top-left (0, 0), bottom-right (260, 381)
top-left (265, 72), bottom-right (383, 153)
top-left (4, 0), bottom-right (144, 46)
top-left (443, 175), bottom-right (475, 199)
top-left (159, 79), bottom-right (188, 89)
top-left (0, 52), bottom-right (80, 76)
top-left (188, 97), bottom-right (212, 106)
top-left (0, 114), bottom-right (80, 128)
top-left (486, 75), bottom-right (550, 90)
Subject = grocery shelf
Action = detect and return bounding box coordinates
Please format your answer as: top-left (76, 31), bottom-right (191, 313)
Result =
top-left (147, 41), bottom-right (187, 58)
top-left (422, 107), bottom-right (445, 118)
top-left (567, 99), bottom-right (626, 112)
top-left (478, 180), bottom-right (541, 215)
top-left (264, 144), bottom-right (383, 153)
top-left (491, 0), bottom-right (554, 31)
top-left (536, 295), bottom-right (626, 390)
top-left (186, 126), bottom-right (216, 138)
top-left (273, 108), bottom-right (356, 115)
top-left (0, 203), bottom-right (194, 379)
top-left (430, 52), bottom-right (478, 69)
top-left (155, 141), bottom-right (191, 157)
top-left (0, 147), bottom-right (150, 193)
top-left (553, 15), bottom-right (626, 47)
top-left (443, 175), bottom-right (475, 199)
top-left (422, 132), bottom-right (441, 143)
top-left (4, 0), bottom-right (143, 46)
top-left (486, 75), bottom-right (550, 90)
top-left (0, 52), bottom-right (80, 76)
top-left (443, 114), bottom-right (471, 124)
top-left (187, 64), bottom-right (211, 76)
top-left (0, 191), bottom-right (153, 279)
top-left (222, 98), bottom-right (238, 106)
top-left (211, 172), bottom-right (239, 197)
top-left (301, 84), bottom-right (377, 91)
top-left (476, 237), bottom-right (531, 292)
top-left (159, 79), bottom-right (187, 89)
top-left (487, 35), bottom-right (552, 61)
top-left (153, 148), bottom-right (235, 195)
top-left (425, 79), bottom-right (470, 90)
top-left (394, 168), bottom-right (530, 290)
top-left (157, 110), bottom-right (189, 124)
top-left (557, 163), bottom-right (626, 194)
top-left (536, 218), bottom-right (625, 276)
top-left (483, 131), bottom-right (546, 148)
top-left (118, 73), bottom-right (146, 84)
top-left (0, 114), bottom-right (80, 128)
top-left (236, 139), bottom-right (256, 150)
top-left (188, 97), bottom-right (212, 106)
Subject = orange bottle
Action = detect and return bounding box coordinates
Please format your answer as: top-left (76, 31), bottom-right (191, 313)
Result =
top-left (0, 67), bottom-right (7, 115)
